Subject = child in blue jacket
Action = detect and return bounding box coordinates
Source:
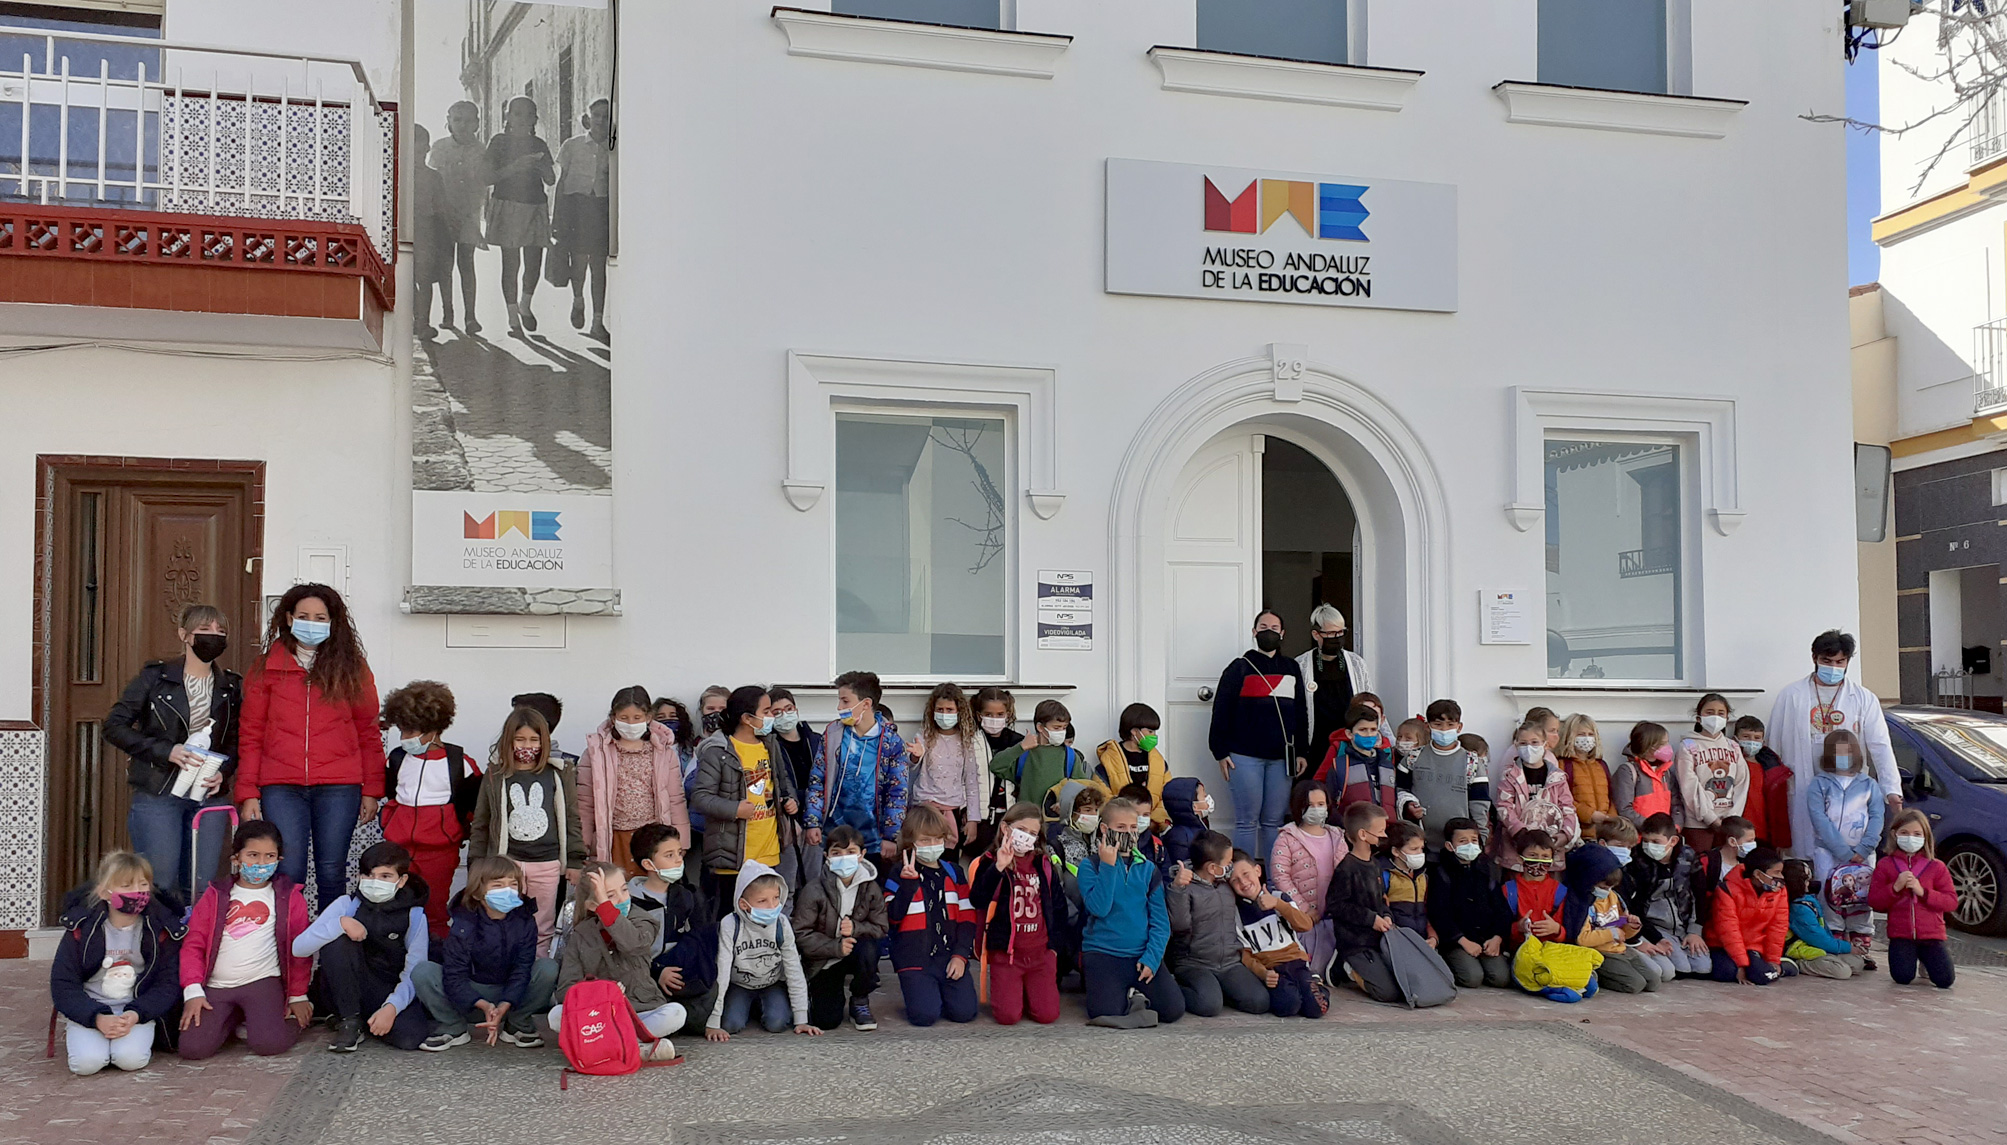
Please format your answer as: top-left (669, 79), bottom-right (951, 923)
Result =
top-left (1076, 797), bottom-right (1185, 1027)
top-left (1782, 859), bottom-right (1867, 978)
top-left (1160, 777), bottom-right (1213, 867)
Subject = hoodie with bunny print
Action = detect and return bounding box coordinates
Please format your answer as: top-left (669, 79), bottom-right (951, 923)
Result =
top-left (468, 757), bottom-right (584, 870)
top-left (706, 859), bottom-right (810, 1029)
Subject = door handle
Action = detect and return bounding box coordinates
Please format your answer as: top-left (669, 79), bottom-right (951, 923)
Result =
top-left (1196, 686), bottom-right (1214, 702)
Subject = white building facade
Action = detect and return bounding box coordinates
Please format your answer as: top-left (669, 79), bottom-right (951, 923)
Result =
top-left (0, 0), bottom-right (1855, 932)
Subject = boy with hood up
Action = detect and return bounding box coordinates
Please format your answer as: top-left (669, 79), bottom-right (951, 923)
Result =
top-left (1559, 844), bottom-right (1658, 994)
top-left (705, 859), bottom-right (815, 1040)
top-left (1160, 777), bottom-right (1213, 867)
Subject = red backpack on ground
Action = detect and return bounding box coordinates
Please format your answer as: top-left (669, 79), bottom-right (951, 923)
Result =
top-left (557, 980), bottom-right (680, 1086)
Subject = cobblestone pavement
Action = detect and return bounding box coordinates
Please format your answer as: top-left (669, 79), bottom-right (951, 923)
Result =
top-left (411, 245), bottom-right (611, 495)
top-left (3, 953), bottom-right (2000, 1145)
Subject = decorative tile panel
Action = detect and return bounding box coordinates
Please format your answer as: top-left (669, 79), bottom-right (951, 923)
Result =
top-left (0, 727), bottom-right (46, 930)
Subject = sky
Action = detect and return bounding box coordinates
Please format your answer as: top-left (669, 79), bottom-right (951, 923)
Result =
top-left (1848, 49), bottom-right (1881, 287)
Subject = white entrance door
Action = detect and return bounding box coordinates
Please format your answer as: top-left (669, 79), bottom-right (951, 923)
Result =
top-left (1163, 432), bottom-right (1263, 820)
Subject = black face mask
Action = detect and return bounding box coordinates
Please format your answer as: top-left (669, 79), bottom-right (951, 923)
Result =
top-left (190, 634), bottom-right (228, 663)
top-left (701, 711), bottom-right (725, 734)
top-left (1318, 635), bottom-right (1345, 655)
top-left (1254, 630), bottom-right (1282, 654)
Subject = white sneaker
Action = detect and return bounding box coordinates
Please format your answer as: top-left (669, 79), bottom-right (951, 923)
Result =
top-left (420, 1031), bottom-right (470, 1052)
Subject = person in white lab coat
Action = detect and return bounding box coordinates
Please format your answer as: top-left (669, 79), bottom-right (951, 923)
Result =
top-left (1766, 630), bottom-right (1900, 860)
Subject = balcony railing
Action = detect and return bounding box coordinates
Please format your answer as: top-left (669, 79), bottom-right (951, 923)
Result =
top-left (1976, 92), bottom-right (2007, 168)
top-left (0, 26), bottom-right (392, 293)
top-left (1976, 318), bottom-right (2007, 415)
top-left (1617, 546), bottom-right (1677, 579)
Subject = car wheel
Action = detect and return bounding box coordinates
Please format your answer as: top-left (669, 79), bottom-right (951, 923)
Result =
top-left (1942, 840), bottom-right (2007, 936)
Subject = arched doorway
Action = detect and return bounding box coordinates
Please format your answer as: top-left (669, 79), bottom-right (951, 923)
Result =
top-left (1108, 356), bottom-right (1451, 800)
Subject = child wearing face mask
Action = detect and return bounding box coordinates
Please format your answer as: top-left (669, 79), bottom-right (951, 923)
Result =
top-left (791, 825), bottom-right (888, 1030)
top-left (1456, 732), bottom-right (1494, 847)
top-left (1427, 817), bottom-right (1513, 988)
top-left (1781, 859), bottom-right (1867, 979)
top-left (1160, 776), bottom-right (1215, 867)
top-left (969, 803), bottom-right (1070, 1025)
top-left (1868, 809), bottom-right (1958, 989)
top-left (379, 680), bottom-right (478, 941)
top-left (1691, 815), bottom-right (1758, 937)
top-left (1389, 718), bottom-right (1430, 826)
top-left (52, 850), bottom-right (183, 1075)
top-left (1229, 853), bottom-right (1322, 1017)
top-left (1271, 781), bottom-right (1344, 980)
top-left (1625, 813), bottom-right (1706, 980)
top-left (1404, 699), bottom-right (1484, 850)
top-left (558, 862), bottom-right (694, 1047)
top-left (1805, 728), bottom-right (1883, 956)
top-left (1325, 801), bottom-right (1402, 1002)
top-left (1078, 797), bottom-right (1184, 1026)
top-left (581, 684), bottom-right (692, 877)
top-left (470, 705), bottom-right (583, 957)
top-left (1557, 714), bottom-right (1616, 840)
top-left (1676, 694), bottom-right (1749, 853)
top-left (971, 688), bottom-right (1024, 852)
top-left (1097, 703), bottom-right (1171, 831)
top-left (1116, 783), bottom-right (1169, 869)
top-left (704, 861), bottom-right (815, 1040)
top-left (178, 821), bottom-right (314, 1060)
top-left (1501, 830), bottom-right (1567, 948)
top-left (1379, 821), bottom-right (1436, 944)
top-left (1047, 782), bottom-right (1106, 987)
top-left (1705, 846), bottom-right (1795, 985)
top-left (1612, 721), bottom-right (1686, 834)
top-left (884, 805), bottom-right (980, 1026)
top-left (1325, 706), bottom-right (1402, 821)
top-left (910, 683), bottom-right (991, 855)
top-left (626, 823), bottom-right (716, 1033)
top-left (1495, 721), bottom-right (1580, 871)
top-left (294, 841), bottom-right (433, 1052)
top-left (1735, 715), bottom-right (1791, 851)
top-left (1167, 831), bottom-right (1272, 1016)
top-left (1561, 844), bottom-right (1658, 993)
top-left (412, 855), bottom-right (557, 1050)
top-left (990, 699), bottom-right (1091, 823)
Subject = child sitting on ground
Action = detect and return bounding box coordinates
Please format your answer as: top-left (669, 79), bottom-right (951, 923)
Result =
top-left (178, 821), bottom-right (314, 1061)
top-left (1380, 820), bottom-right (1435, 943)
top-left (1782, 859), bottom-right (1866, 979)
top-left (52, 851), bottom-right (183, 1075)
top-left (1626, 813), bottom-right (1706, 981)
top-left (1117, 783), bottom-right (1169, 868)
top-left (1167, 830), bottom-right (1270, 1016)
top-left (1326, 801), bottom-right (1402, 1003)
top-left (1077, 796), bottom-right (1183, 1027)
top-left (414, 854), bottom-right (557, 1049)
top-left (968, 803), bottom-right (1069, 1025)
top-left (792, 826), bottom-right (887, 1031)
top-left (1428, 816), bottom-right (1513, 988)
top-left (1705, 846), bottom-right (1795, 986)
top-left (1561, 844), bottom-right (1658, 993)
top-left (295, 841), bottom-right (433, 1053)
top-left (625, 822), bottom-right (715, 1033)
top-left (1692, 815), bottom-right (1757, 934)
top-left (886, 805), bottom-right (980, 1027)
top-left (1229, 851), bottom-right (1322, 1018)
top-left (1159, 777), bottom-right (1214, 866)
top-left (705, 859), bottom-right (816, 1039)
top-left (553, 861), bottom-right (687, 1044)
top-left (1501, 830), bottom-right (1567, 948)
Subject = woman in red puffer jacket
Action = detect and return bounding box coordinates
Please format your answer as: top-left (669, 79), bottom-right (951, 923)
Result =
top-left (234, 583), bottom-right (383, 910)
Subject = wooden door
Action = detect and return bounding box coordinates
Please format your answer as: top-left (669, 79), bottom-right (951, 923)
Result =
top-left (42, 460), bottom-right (260, 922)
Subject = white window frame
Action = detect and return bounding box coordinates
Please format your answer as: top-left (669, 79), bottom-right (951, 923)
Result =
top-left (1507, 387), bottom-right (1742, 688)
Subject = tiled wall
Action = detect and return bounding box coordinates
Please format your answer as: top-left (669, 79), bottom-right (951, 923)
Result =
top-left (0, 727), bottom-right (44, 929)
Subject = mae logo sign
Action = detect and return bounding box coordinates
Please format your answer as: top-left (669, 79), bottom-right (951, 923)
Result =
top-left (1105, 158), bottom-right (1457, 313)
top-left (412, 491), bottom-right (614, 589)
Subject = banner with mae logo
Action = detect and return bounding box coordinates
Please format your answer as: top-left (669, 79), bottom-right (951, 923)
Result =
top-left (412, 491), bottom-right (614, 589)
top-left (1105, 157), bottom-right (1457, 313)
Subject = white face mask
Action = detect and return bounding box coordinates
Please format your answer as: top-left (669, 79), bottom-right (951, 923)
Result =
top-left (1008, 827), bottom-right (1039, 853)
top-left (1642, 841), bottom-right (1672, 862)
top-left (1396, 741), bottom-right (1419, 757)
top-left (398, 736), bottom-right (428, 756)
top-left (1403, 850), bottom-right (1427, 870)
top-left (1895, 833), bottom-right (1925, 854)
top-left (980, 715), bottom-right (1009, 735)
top-left (614, 720), bottom-right (648, 741)
top-left (773, 711), bottom-right (801, 733)
top-left (1736, 839), bottom-right (1758, 857)
top-left (1605, 846), bottom-right (1632, 866)
top-left (1519, 743), bottom-right (1544, 765)
top-left (1074, 813), bottom-right (1100, 834)
top-left (1453, 842), bottom-right (1481, 862)
top-left (1698, 714), bottom-right (1728, 736)
top-left (933, 711), bottom-right (959, 730)
top-left (357, 878), bottom-right (397, 903)
top-left (1195, 797), bottom-right (1214, 816)
top-left (1571, 736), bottom-right (1596, 756)
top-left (1301, 805), bottom-right (1329, 827)
top-left (1737, 739), bottom-right (1761, 758)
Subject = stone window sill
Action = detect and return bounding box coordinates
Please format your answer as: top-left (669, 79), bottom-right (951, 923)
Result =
top-left (1146, 46), bottom-right (1419, 110)
top-left (771, 7), bottom-right (1069, 79)
top-left (1492, 81), bottom-right (1745, 139)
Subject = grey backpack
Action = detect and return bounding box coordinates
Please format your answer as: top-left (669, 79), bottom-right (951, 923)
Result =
top-left (1381, 925), bottom-right (1458, 1009)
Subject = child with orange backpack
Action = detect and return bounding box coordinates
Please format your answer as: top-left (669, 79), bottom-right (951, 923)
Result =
top-left (968, 802), bottom-right (1071, 1024)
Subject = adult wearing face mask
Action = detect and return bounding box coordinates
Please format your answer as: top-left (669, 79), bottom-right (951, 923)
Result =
top-left (106, 603), bottom-right (242, 907)
top-left (1767, 630), bottom-right (1900, 860)
top-left (1209, 610), bottom-right (1310, 861)
top-left (580, 685), bottom-right (691, 877)
top-left (1298, 604), bottom-right (1370, 769)
top-left (235, 584), bottom-right (383, 913)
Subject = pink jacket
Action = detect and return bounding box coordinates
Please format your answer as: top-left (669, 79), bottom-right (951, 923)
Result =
top-left (1495, 760), bottom-right (1581, 870)
top-left (1270, 822), bottom-right (1346, 922)
top-left (1868, 850), bottom-right (1958, 941)
top-left (578, 719), bottom-right (691, 863)
top-left (180, 874), bottom-right (312, 1000)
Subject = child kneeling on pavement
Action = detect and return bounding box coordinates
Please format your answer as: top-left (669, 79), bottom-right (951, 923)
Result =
top-left (705, 859), bottom-right (817, 1040)
top-left (792, 825), bottom-right (888, 1031)
top-left (1078, 796), bottom-right (1183, 1026)
top-left (1705, 846), bottom-right (1796, 985)
top-left (1782, 859), bottom-right (1867, 979)
top-left (553, 861), bottom-right (687, 1038)
top-left (51, 850), bottom-right (183, 1075)
top-left (413, 854), bottom-right (557, 1049)
top-left (1560, 843), bottom-right (1659, 993)
top-left (295, 840), bottom-right (433, 1052)
top-left (626, 823), bottom-right (717, 1034)
top-left (885, 804), bottom-right (980, 1026)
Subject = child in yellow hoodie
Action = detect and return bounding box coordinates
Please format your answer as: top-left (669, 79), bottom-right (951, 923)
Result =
top-left (1560, 843), bottom-right (1659, 993)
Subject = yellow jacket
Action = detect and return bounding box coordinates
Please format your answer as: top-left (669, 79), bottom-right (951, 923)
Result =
top-left (1096, 739), bottom-right (1169, 828)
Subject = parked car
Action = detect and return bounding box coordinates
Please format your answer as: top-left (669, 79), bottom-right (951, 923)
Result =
top-left (1885, 706), bottom-right (2007, 934)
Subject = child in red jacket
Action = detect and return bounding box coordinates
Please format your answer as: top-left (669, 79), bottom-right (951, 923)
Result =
top-left (379, 680), bottom-right (480, 940)
top-left (1869, 809), bottom-right (1958, 989)
top-left (178, 820), bottom-right (314, 1059)
top-left (1704, 845), bottom-right (1795, 985)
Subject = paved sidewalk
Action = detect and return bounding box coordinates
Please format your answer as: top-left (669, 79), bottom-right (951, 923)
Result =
top-left (1, 955), bottom-right (1999, 1145)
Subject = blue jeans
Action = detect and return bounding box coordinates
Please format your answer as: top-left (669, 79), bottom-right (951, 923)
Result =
top-left (259, 783), bottom-right (362, 911)
top-left (127, 787), bottom-right (232, 906)
top-left (411, 957), bottom-right (558, 1035)
top-left (1227, 754), bottom-right (1291, 862)
top-left (720, 983), bottom-right (792, 1033)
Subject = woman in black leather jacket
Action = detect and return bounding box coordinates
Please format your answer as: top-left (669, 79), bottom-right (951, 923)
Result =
top-left (103, 603), bottom-right (242, 902)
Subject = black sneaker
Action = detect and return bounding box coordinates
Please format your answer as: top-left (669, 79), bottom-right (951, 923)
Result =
top-left (500, 1028), bottom-right (542, 1048)
top-left (849, 999), bottom-right (877, 1031)
top-left (329, 1017), bottom-right (365, 1053)
top-left (420, 1030), bottom-right (469, 1052)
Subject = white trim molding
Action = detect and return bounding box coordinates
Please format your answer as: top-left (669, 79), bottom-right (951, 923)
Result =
top-left (784, 351), bottom-right (1063, 516)
top-left (770, 7), bottom-right (1070, 79)
top-left (1492, 82), bottom-right (1745, 139)
top-left (1146, 47), bottom-right (1420, 111)
top-left (1500, 685), bottom-right (1765, 727)
top-left (1507, 387), bottom-right (1745, 536)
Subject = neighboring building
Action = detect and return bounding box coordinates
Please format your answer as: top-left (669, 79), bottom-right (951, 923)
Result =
top-left (1871, 5), bottom-right (2007, 710)
top-left (1853, 282), bottom-right (1900, 704)
top-left (0, 0), bottom-right (1857, 935)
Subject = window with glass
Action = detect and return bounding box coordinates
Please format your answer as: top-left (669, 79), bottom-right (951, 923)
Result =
top-left (1537, 0), bottom-right (1667, 94)
top-left (1197, 0), bottom-right (1349, 67)
top-left (836, 412), bottom-right (1008, 677)
top-left (831, 0), bottom-right (1002, 31)
top-left (0, 4), bottom-right (162, 204)
top-left (1544, 439), bottom-right (1684, 681)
